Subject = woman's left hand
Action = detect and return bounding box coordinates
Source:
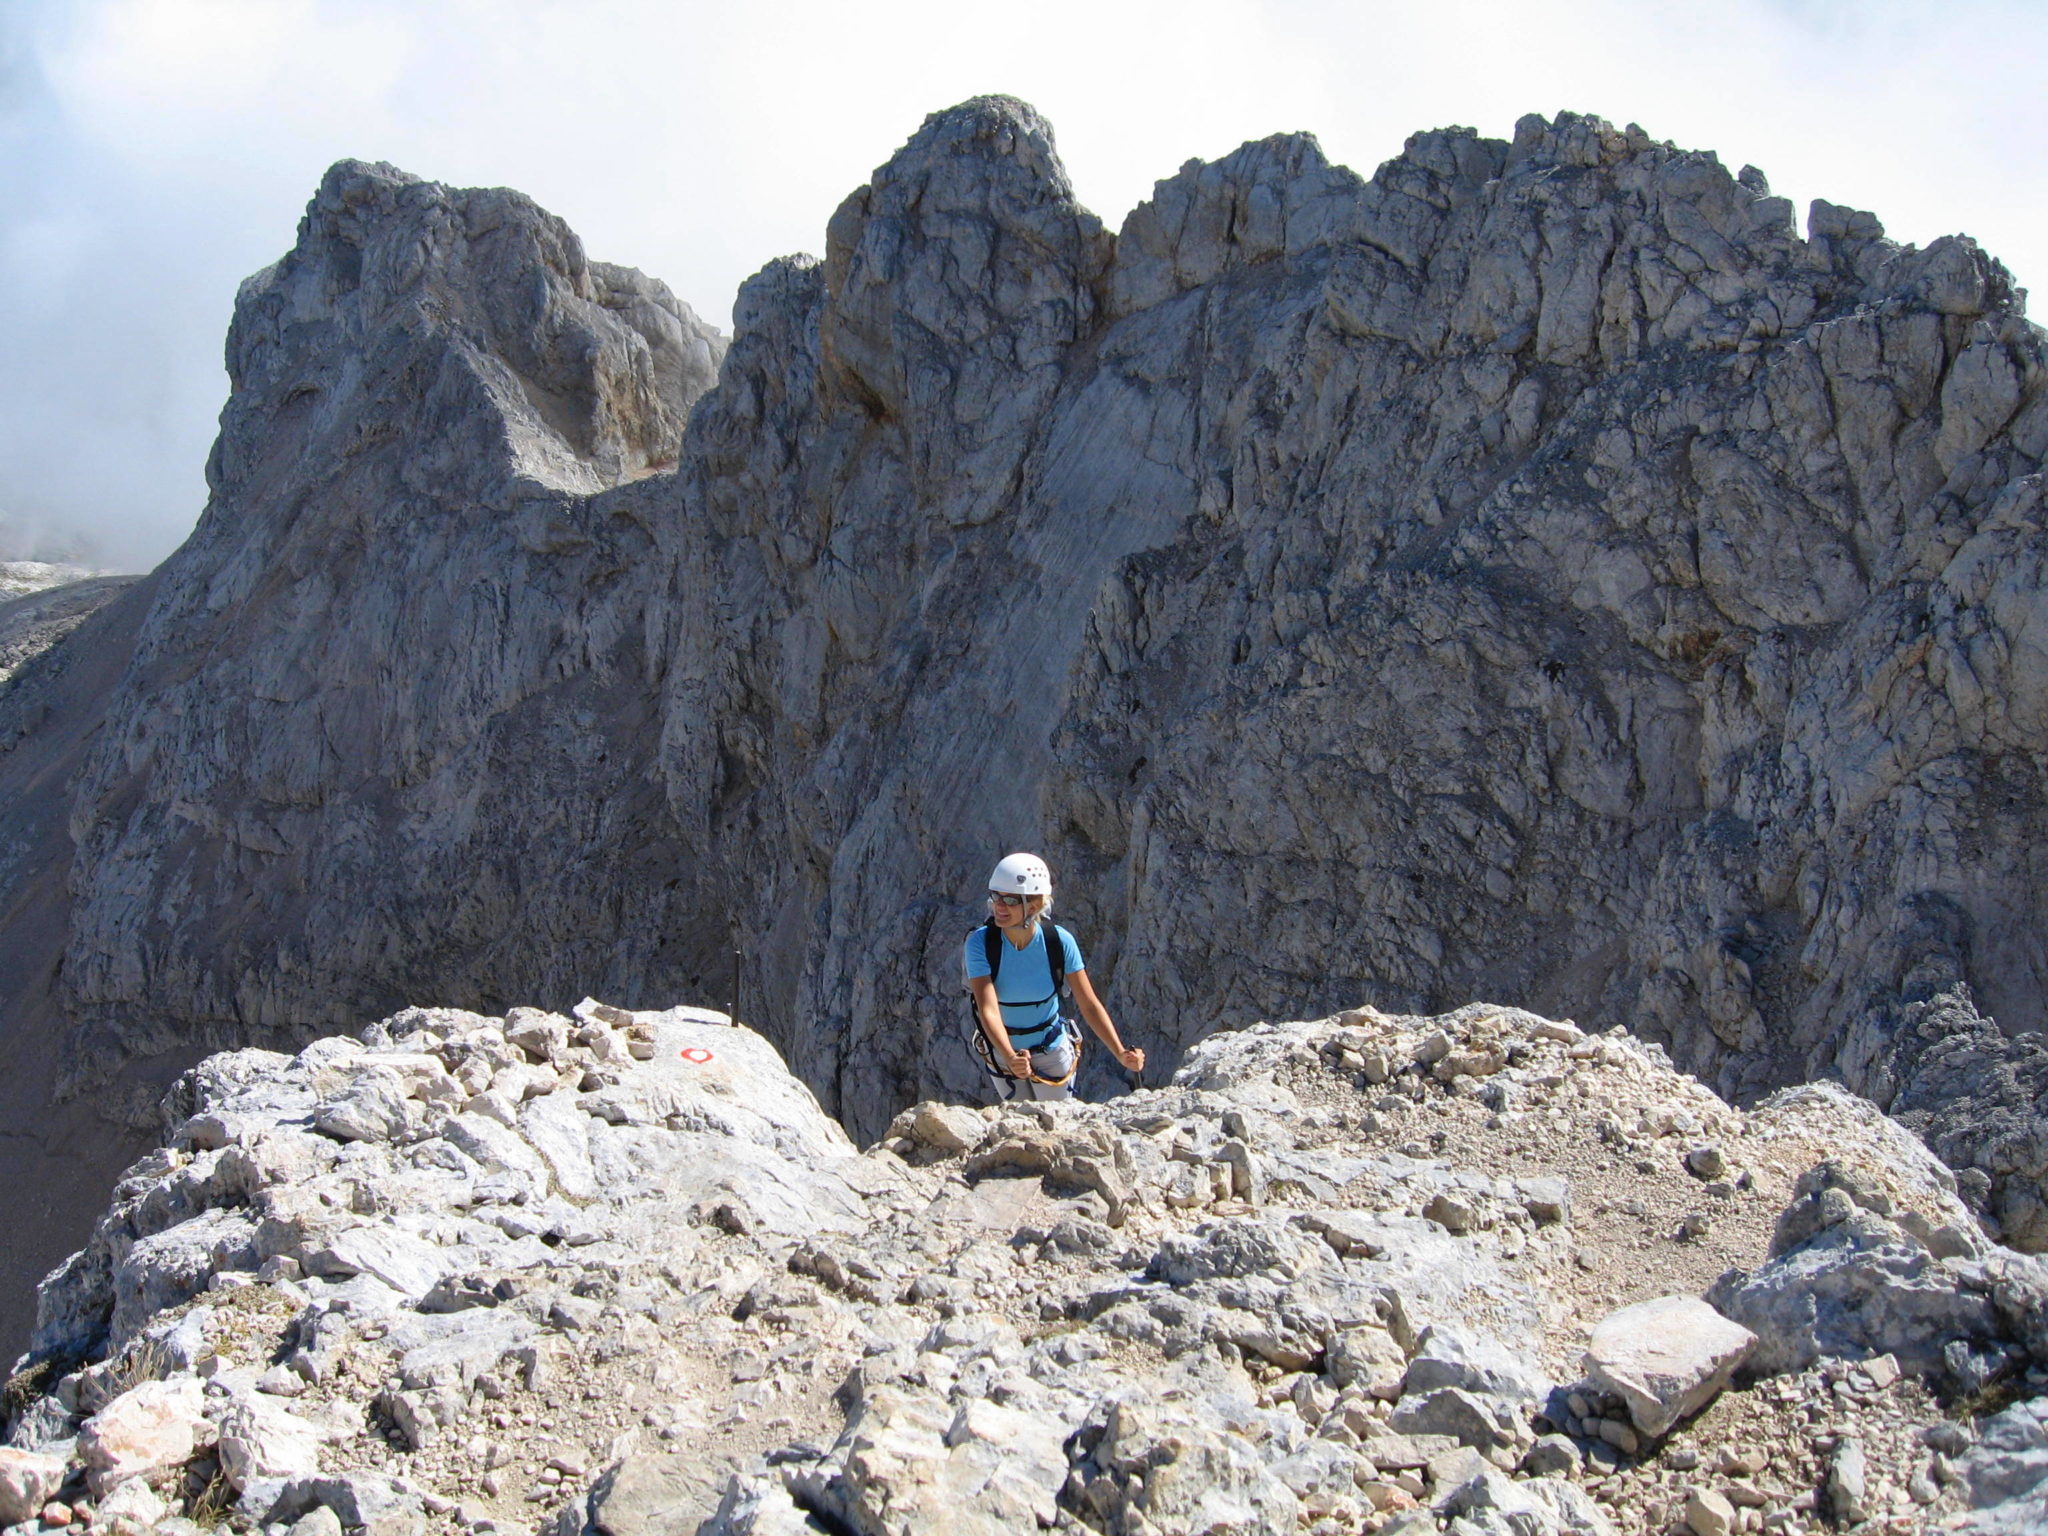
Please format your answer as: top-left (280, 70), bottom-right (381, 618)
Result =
top-left (1116, 1045), bottom-right (1145, 1073)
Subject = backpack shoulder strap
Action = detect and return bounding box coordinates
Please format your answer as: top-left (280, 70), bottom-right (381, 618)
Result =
top-left (1047, 923), bottom-right (1069, 996)
top-left (983, 920), bottom-right (1003, 982)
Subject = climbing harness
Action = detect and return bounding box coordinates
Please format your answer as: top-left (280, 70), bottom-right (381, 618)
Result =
top-left (969, 1011), bottom-right (1084, 1089)
top-left (964, 916), bottom-right (1081, 1089)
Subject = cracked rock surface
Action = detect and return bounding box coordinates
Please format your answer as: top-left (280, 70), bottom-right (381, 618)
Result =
top-left (9, 997), bottom-right (2048, 1535)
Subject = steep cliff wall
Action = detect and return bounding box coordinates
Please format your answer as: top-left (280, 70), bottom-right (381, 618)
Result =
top-left (0, 161), bottom-right (729, 1348)
top-left (670, 103), bottom-right (2048, 1205)
top-left (0, 576), bottom-right (160, 1378)
top-left (5, 100), bottom-right (2048, 1353)
top-left (58, 160), bottom-right (730, 1083)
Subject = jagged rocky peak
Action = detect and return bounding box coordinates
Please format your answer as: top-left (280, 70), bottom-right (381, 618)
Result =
top-left (735, 100), bottom-right (2044, 1144)
top-left (1109, 128), bottom-right (1370, 316)
top-left (1108, 102), bottom-right (2022, 365)
top-left (225, 158), bottom-right (725, 500)
top-left (817, 94), bottom-right (1113, 516)
top-left (51, 159), bottom-right (732, 1098)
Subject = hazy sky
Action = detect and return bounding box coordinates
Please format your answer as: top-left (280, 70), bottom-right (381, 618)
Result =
top-left (3, 0), bottom-right (2044, 572)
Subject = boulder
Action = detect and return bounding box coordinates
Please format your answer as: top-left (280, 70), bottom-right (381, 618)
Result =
top-left (1518, 1177), bottom-right (1571, 1226)
top-left (1828, 1436), bottom-right (1869, 1525)
top-left (785, 1387), bottom-right (1073, 1536)
top-left (1707, 1161), bottom-right (2016, 1383)
top-left (273, 1473), bottom-right (426, 1536)
top-left (587, 1453), bottom-right (728, 1536)
top-left (1682, 1485), bottom-right (1736, 1536)
top-left (0, 1448), bottom-right (66, 1525)
top-left (300, 1225), bottom-right (453, 1298)
top-left (1401, 1324), bottom-right (1551, 1402)
top-left (893, 1102), bottom-right (988, 1157)
top-left (213, 1394), bottom-right (329, 1488)
top-left (1082, 1397), bottom-right (1299, 1536)
top-left (289, 1507), bottom-right (346, 1536)
top-left (504, 1011), bottom-right (572, 1067)
top-left (312, 1069), bottom-right (414, 1143)
top-left (78, 1378), bottom-right (216, 1494)
top-left (1582, 1297), bottom-right (1754, 1438)
top-left (1960, 1397), bottom-right (2048, 1512)
top-left (1327, 1324), bottom-right (1408, 1395)
top-left (1440, 1466), bottom-right (1615, 1535)
top-left (698, 1481), bottom-right (820, 1536)
top-left (1522, 1435), bottom-right (1580, 1478)
top-left (94, 1476), bottom-right (168, 1529)
top-left (1389, 1386), bottom-right (1527, 1454)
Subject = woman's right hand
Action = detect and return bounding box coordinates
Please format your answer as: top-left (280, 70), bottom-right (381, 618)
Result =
top-left (1007, 1049), bottom-right (1033, 1078)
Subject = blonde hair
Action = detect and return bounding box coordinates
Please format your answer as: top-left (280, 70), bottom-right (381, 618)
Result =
top-left (994, 891), bottom-right (1054, 928)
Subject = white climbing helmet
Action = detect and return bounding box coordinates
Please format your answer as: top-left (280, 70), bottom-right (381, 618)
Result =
top-left (988, 852), bottom-right (1053, 896)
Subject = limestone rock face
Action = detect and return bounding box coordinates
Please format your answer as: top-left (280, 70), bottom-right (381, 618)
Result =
top-left (54, 158), bottom-right (728, 1089)
top-left (817, 97), bottom-right (1112, 520)
top-left (667, 100), bottom-right (2048, 1194)
top-left (5, 96), bottom-right (2048, 1351)
top-left (1842, 983), bottom-right (2048, 1249)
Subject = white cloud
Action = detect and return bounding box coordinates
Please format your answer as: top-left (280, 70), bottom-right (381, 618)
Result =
top-left (2, 0), bottom-right (2043, 570)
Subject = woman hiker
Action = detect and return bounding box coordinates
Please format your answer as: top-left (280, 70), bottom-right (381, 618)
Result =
top-left (966, 852), bottom-right (1144, 1100)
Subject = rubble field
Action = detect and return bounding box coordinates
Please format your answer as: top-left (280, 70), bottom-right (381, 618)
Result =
top-left (8, 999), bottom-right (2048, 1536)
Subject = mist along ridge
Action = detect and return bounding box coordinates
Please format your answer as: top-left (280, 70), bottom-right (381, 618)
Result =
top-left (0, 94), bottom-right (2044, 1361)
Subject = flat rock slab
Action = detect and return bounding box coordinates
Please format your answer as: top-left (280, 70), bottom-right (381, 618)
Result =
top-left (1584, 1296), bottom-right (1756, 1439)
top-left (588, 1452), bottom-right (730, 1536)
top-left (304, 1224), bottom-right (453, 1299)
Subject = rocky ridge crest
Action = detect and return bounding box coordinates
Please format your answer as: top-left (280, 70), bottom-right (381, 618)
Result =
top-left (9, 998), bottom-right (2048, 1535)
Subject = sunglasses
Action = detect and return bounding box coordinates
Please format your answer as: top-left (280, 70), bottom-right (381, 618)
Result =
top-left (988, 892), bottom-right (1033, 908)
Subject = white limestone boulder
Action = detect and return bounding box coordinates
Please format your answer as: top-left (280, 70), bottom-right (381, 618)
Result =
top-left (79, 1377), bottom-right (216, 1495)
top-left (213, 1393), bottom-right (333, 1488)
top-left (313, 1067), bottom-right (414, 1143)
top-left (0, 1448), bottom-right (67, 1525)
top-left (94, 1476), bottom-right (169, 1529)
top-left (1583, 1296), bottom-right (1756, 1439)
top-left (888, 1101), bottom-right (989, 1158)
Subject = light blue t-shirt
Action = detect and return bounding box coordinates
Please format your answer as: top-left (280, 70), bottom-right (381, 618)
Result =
top-left (964, 922), bottom-right (1085, 1047)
